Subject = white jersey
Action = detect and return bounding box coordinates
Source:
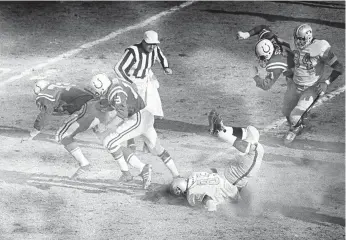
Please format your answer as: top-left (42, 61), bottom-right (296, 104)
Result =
top-left (224, 143), bottom-right (264, 188)
top-left (186, 172), bottom-right (238, 207)
top-left (292, 39), bottom-right (338, 87)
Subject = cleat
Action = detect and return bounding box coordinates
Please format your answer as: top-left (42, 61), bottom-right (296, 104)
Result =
top-left (70, 164), bottom-right (91, 180)
top-left (208, 110), bottom-right (225, 135)
top-left (119, 171), bottom-right (133, 182)
top-left (139, 164), bottom-right (152, 190)
top-left (284, 124), bottom-right (304, 145)
top-left (208, 109), bottom-right (217, 134)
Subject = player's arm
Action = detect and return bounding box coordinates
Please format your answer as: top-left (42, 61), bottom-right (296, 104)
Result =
top-left (156, 46), bottom-right (172, 75)
top-left (114, 48), bottom-right (136, 83)
top-left (62, 91), bottom-right (94, 114)
top-left (253, 67), bottom-right (285, 91)
top-left (276, 37), bottom-right (291, 51)
top-left (317, 44), bottom-right (344, 95)
top-left (237, 25), bottom-right (270, 40)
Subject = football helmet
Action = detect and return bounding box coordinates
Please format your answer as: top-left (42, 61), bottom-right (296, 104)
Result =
top-left (294, 24), bottom-right (313, 49)
top-left (170, 177), bottom-right (188, 196)
top-left (34, 80), bottom-right (50, 95)
top-left (88, 74), bottom-right (112, 97)
top-left (255, 39), bottom-right (274, 68)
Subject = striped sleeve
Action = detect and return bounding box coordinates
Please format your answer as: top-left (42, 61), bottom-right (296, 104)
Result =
top-left (114, 48), bottom-right (136, 83)
top-left (33, 92), bottom-right (60, 131)
top-left (156, 46), bottom-right (169, 68)
top-left (266, 61), bottom-right (288, 72)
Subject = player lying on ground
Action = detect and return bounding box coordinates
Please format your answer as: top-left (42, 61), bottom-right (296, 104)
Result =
top-left (169, 110), bottom-right (264, 212)
top-left (23, 80), bottom-right (152, 189)
top-left (86, 74), bottom-right (181, 189)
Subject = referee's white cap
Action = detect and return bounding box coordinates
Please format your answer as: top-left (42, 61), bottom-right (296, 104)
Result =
top-left (143, 30), bottom-right (160, 44)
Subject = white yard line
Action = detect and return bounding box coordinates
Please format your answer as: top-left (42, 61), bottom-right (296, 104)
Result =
top-left (0, 0), bottom-right (343, 132)
top-left (261, 85), bottom-right (345, 132)
top-left (0, 1), bottom-right (195, 88)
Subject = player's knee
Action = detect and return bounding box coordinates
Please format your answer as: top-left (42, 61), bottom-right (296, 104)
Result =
top-left (64, 142), bottom-right (79, 152)
top-left (110, 147), bottom-right (123, 160)
top-left (60, 137), bottom-right (74, 146)
top-left (122, 147), bottom-right (134, 163)
top-left (103, 134), bottom-right (120, 151)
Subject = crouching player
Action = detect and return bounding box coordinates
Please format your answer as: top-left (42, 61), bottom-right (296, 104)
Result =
top-left (23, 80), bottom-right (152, 189)
top-left (86, 74), bottom-right (181, 189)
top-left (169, 110), bottom-right (264, 212)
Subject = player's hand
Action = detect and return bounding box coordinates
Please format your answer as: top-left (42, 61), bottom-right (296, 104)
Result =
top-left (316, 82), bottom-right (328, 96)
top-left (236, 31), bottom-right (250, 40)
top-left (164, 68), bottom-right (173, 75)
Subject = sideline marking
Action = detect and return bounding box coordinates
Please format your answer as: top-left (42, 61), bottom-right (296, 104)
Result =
top-left (261, 85), bottom-right (345, 132)
top-left (0, 1), bottom-right (195, 88)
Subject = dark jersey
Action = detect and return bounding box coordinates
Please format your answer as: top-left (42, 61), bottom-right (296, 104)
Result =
top-left (105, 80), bottom-right (146, 119)
top-left (34, 83), bottom-right (93, 130)
top-left (255, 50), bottom-right (295, 90)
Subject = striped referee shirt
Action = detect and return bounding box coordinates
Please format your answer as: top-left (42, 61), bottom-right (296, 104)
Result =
top-left (114, 43), bottom-right (169, 83)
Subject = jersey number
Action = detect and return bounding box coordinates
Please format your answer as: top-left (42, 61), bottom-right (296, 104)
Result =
top-left (197, 177), bottom-right (220, 185)
top-left (293, 50), bottom-right (313, 70)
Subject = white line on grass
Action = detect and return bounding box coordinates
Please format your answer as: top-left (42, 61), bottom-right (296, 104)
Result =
top-left (0, 1), bottom-right (195, 88)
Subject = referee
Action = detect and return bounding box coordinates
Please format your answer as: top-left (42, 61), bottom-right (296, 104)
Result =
top-left (114, 30), bottom-right (172, 150)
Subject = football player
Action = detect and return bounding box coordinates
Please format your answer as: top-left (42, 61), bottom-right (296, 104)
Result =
top-left (23, 80), bottom-right (97, 176)
top-left (283, 24), bottom-right (344, 144)
top-left (238, 25), bottom-right (296, 127)
top-left (24, 80), bottom-right (152, 188)
top-left (87, 74), bottom-right (181, 189)
top-left (170, 110), bottom-right (264, 212)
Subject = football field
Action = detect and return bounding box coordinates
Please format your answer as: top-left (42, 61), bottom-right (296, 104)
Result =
top-left (0, 2), bottom-right (344, 239)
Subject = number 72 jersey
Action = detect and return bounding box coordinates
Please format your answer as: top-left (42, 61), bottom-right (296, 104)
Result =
top-left (186, 172), bottom-right (238, 207)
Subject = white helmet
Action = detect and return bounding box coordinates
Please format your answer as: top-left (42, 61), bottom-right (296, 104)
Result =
top-left (244, 126), bottom-right (260, 144)
top-left (294, 24), bottom-right (313, 50)
top-left (34, 80), bottom-right (50, 95)
top-left (88, 74), bottom-right (112, 97)
top-left (255, 39), bottom-right (274, 68)
top-left (170, 177), bottom-right (188, 196)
